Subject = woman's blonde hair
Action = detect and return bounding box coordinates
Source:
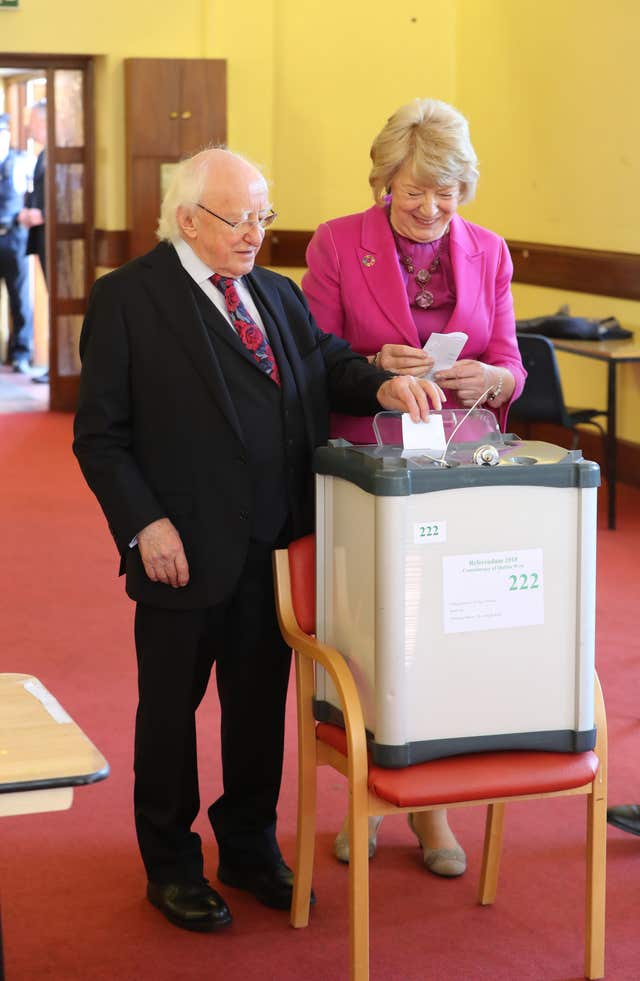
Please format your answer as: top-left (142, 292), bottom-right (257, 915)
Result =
top-left (369, 98), bottom-right (479, 205)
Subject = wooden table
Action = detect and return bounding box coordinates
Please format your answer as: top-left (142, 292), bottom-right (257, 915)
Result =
top-left (0, 673), bottom-right (109, 979)
top-left (551, 336), bottom-right (640, 529)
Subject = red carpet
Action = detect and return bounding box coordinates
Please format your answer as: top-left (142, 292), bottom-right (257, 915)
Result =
top-left (1, 412), bottom-right (639, 980)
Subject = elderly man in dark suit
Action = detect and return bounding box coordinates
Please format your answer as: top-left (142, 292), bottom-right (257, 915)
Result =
top-left (73, 147), bottom-right (443, 933)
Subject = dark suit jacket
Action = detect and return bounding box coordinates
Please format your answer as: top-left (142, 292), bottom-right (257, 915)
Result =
top-left (25, 150), bottom-right (45, 265)
top-left (73, 241), bottom-right (388, 610)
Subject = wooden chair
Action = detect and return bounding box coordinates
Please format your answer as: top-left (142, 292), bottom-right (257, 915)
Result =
top-left (273, 534), bottom-right (607, 981)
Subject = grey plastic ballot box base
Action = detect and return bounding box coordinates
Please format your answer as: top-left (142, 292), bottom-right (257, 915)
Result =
top-left (314, 697), bottom-right (597, 767)
top-left (314, 438), bottom-right (599, 770)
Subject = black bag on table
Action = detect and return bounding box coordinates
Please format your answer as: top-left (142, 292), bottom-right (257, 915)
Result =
top-left (516, 305), bottom-right (633, 341)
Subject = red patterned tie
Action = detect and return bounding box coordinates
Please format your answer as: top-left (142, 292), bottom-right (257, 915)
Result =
top-left (210, 274), bottom-right (281, 386)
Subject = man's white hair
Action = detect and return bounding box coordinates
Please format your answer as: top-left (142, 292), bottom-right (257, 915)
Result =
top-left (156, 147), bottom-right (265, 242)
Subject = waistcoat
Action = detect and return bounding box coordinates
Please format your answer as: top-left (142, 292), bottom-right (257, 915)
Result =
top-left (188, 278), bottom-right (312, 545)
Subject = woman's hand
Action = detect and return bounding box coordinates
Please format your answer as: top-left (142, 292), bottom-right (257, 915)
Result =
top-left (374, 343), bottom-right (434, 376)
top-left (434, 360), bottom-right (514, 408)
top-left (376, 375), bottom-right (445, 421)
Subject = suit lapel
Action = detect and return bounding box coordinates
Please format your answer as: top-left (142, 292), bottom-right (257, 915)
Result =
top-left (246, 270), bottom-right (317, 445)
top-left (355, 207), bottom-right (486, 342)
top-left (192, 280), bottom-right (257, 366)
top-left (140, 243), bottom-right (245, 445)
top-left (444, 215), bottom-right (485, 332)
top-left (357, 205), bottom-right (419, 347)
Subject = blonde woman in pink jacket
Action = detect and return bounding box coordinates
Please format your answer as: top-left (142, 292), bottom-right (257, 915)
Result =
top-left (302, 98), bottom-right (525, 877)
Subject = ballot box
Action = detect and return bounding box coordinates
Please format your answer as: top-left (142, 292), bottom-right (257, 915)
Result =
top-left (313, 413), bottom-right (599, 767)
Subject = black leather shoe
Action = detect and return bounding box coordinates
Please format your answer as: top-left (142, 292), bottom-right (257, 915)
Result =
top-left (607, 804), bottom-right (640, 836)
top-left (31, 370), bottom-right (49, 384)
top-left (147, 880), bottom-right (233, 932)
top-left (217, 859), bottom-right (316, 911)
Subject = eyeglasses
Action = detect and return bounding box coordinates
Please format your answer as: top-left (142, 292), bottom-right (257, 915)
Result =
top-left (195, 203), bottom-right (277, 233)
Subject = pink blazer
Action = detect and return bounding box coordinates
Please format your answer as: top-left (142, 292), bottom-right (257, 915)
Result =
top-left (302, 205), bottom-right (526, 443)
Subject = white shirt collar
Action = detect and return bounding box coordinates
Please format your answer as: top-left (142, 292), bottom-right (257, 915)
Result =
top-left (174, 236), bottom-right (248, 288)
top-left (174, 237), bottom-right (216, 285)
top-left (172, 236), bottom-right (265, 334)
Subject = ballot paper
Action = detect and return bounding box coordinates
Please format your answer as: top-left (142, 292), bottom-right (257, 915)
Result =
top-left (422, 331), bottom-right (468, 380)
top-left (401, 412), bottom-right (447, 452)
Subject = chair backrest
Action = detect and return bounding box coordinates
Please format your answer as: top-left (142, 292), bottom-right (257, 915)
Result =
top-left (287, 533), bottom-right (316, 634)
top-left (512, 334), bottom-right (572, 427)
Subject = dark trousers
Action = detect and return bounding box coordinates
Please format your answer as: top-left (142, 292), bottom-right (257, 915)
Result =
top-left (133, 541), bottom-right (292, 884)
top-left (0, 229), bottom-right (32, 361)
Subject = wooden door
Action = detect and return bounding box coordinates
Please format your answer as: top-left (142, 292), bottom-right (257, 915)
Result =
top-left (47, 61), bottom-right (95, 412)
top-left (0, 53), bottom-right (96, 413)
top-left (125, 58), bottom-right (227, 258)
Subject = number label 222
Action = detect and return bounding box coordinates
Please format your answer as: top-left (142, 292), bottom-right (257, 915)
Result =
top-left (508, 572), bottom-right (539, 591)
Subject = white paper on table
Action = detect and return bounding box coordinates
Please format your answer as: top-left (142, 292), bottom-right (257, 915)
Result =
top-left (23, 678), bottom-right (74, 724)
top-left (422, 331), bottom-right (468, 380)
top-left (401, 412), bottom-right (447, 451)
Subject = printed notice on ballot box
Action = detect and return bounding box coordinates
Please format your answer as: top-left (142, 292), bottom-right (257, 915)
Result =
top-left (442, 549), bottom-right (544, 634)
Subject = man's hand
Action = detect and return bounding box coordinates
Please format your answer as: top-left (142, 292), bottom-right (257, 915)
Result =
top-left (376, 375), bottom-right (444, 422)
top-left (17, 207), bottom-right (44, 229)
top-left (137, 518), bottom-right (190, 588)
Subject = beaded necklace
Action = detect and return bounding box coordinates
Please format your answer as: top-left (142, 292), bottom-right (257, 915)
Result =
top-left (395, 232), bottom-right (448, 309)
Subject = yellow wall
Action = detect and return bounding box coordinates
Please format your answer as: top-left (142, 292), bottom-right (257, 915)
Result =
top-left (456, 0), bottom-right (640, 443)
top-left (1, 0), bottom-right (638, 443)
top-left (270, 2), bottom-right (456, 227)
top-left (0, 0), bottom-right (276, 227)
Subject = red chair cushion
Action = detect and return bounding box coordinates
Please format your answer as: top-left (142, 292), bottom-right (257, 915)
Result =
top-left (316, 723), bottom-right (599, 806)
top-left (288, 534), bottom-right (316, 635)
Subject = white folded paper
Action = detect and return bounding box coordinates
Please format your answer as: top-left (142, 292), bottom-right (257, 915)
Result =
top-left (401, 412), bottom-right (447, 451)
top-left (422, 331), bottom-right (468, 380)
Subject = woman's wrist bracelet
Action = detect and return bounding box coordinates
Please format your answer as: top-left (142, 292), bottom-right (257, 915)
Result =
top-left (487, 372), bottom-right (503, 402)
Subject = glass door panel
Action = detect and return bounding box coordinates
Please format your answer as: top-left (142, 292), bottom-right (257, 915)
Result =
top-left (56, 315), bottom-right (83, 377)
top-left (55, 163), bottom-right (84, 222)
top-left (56, 240), bottom-right (86, 300)
top-left (54, 69), bottom-right (84, 146)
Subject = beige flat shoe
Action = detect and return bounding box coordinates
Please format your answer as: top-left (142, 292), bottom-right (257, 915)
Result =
top-left (407, 813), bottom-right (467, 878)
top-left (333, 815), bottom-right (383, 863)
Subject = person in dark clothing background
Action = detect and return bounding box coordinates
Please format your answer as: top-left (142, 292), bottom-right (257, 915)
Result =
top-left (0, 112), bottom-right (32, 373)
top-left (18, 99), bottom-right (48, 383)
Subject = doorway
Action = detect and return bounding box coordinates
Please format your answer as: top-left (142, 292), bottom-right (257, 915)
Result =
top-left (0, 53), bottom-right (95, 413)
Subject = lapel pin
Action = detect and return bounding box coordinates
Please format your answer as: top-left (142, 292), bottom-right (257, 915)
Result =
top-left (362, 254), bottom-right (376, 267)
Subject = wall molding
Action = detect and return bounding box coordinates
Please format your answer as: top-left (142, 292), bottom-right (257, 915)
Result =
top-left (103, 226), bottom-right (640, 302)
top-left (94, 228), bottom-right (130, 269)
top-left (508, 240), bottom-right (640, 300)
top-left (259, 231), bottom-right (640, 305)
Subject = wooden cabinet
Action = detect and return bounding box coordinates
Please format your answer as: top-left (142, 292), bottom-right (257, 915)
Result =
top-left (125, 58), bottom-right (227, 258)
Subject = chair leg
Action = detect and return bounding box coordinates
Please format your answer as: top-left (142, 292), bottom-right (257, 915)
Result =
top-left (348, 794), bottom-right (370, 981)
top-left (584, 788), bottom-right (607, 979)
top-left (291, 763), bottom-right (317, 927)
top-left (291, 655), bottom-right (318, 928)
top-left (478, 803), bottom-right (505, 905)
